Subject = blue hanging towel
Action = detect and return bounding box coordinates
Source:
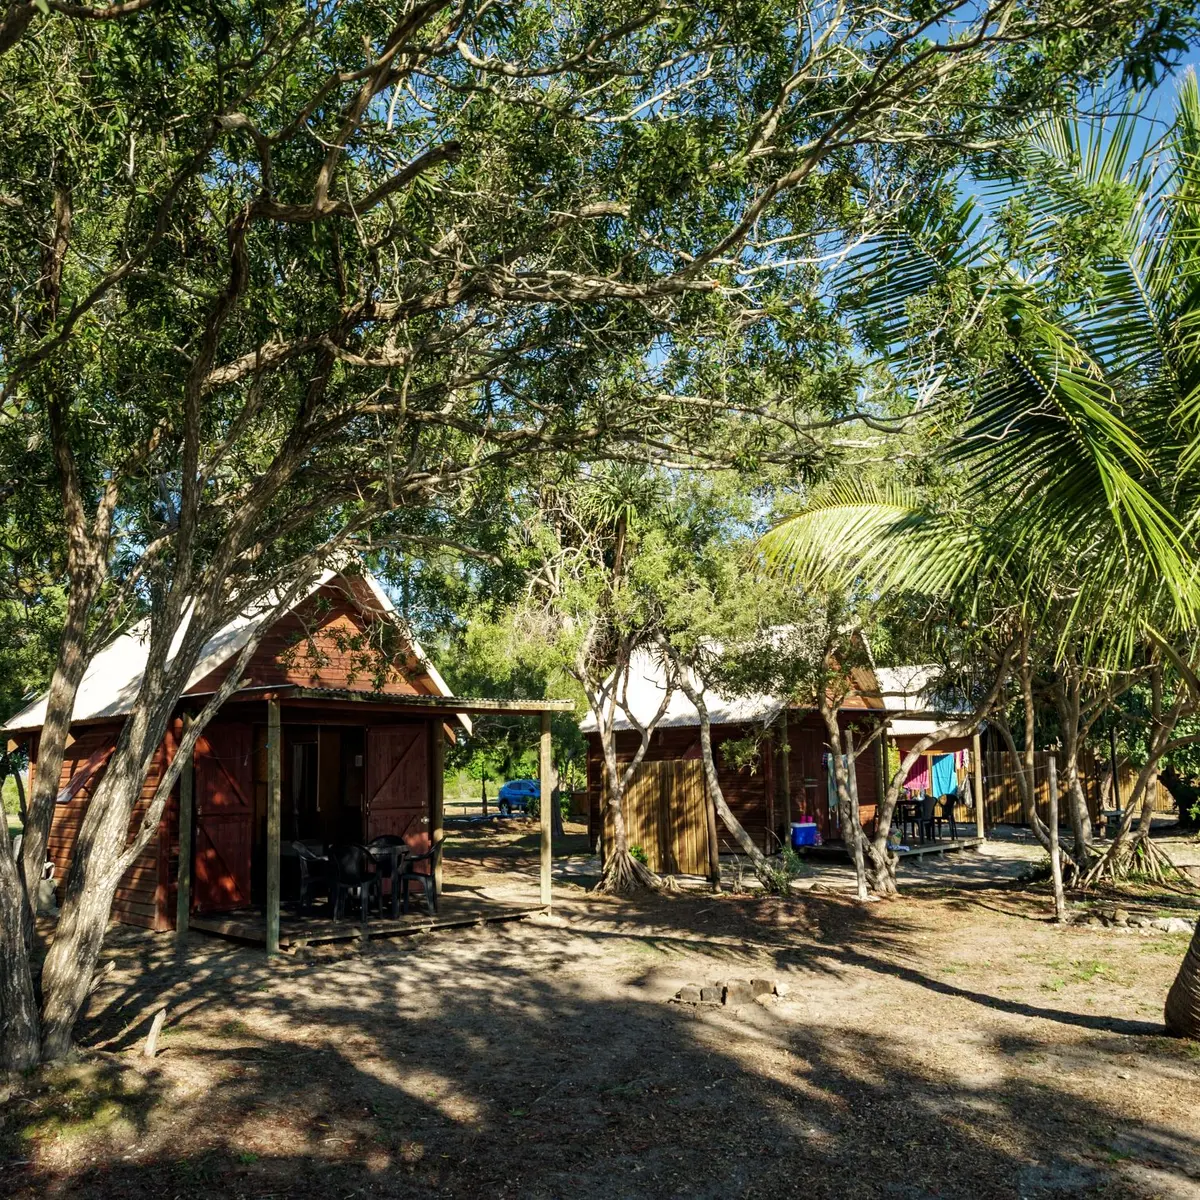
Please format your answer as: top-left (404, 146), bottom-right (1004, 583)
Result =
top-left (931, 753), bottom-right (958, 799)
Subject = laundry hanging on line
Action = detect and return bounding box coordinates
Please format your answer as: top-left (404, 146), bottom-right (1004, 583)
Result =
top-left (824, 753), bottom-right (850, 810)
top-left (903, 754), bottom-right (930, 792)
top-left (931, 752), bottom-right (958, 798)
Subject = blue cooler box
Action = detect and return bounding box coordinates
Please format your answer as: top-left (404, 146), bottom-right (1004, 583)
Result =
top-left (790, 822), bottom-right (819, 849)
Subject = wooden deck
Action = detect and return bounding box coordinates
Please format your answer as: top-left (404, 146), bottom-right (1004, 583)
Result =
top-left (896, 836), bottom-right (983, 859)
top-left (190, 889), bottom-right (544, 948)
top-left (802, 836), bottom-right (983, 863)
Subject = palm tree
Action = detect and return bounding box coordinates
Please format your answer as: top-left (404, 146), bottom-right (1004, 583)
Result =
top-left (763, 80), bottom-right (1200, 1032)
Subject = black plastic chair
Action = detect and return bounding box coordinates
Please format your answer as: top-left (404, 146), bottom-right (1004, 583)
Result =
top-left (399, 838), bottom-right (444, 915)
top-left (292, 841), bottom-right (328, 916)
top-left (933, 794), bottom-right (958, 842)
top-left (368, 835), bottom-right (408, 918)
top-left (918, 793), bottom-right (938, 843)
top-left (328, 844), bottom-right (380, 922)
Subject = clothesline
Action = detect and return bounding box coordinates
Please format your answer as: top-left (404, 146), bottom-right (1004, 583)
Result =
top-left (902, 748), bottom-right (970, 798)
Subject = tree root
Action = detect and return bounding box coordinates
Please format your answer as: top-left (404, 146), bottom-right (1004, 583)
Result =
top-left (1077, 832), bottom-right (1195, 891)
top-left (594, 848), bottom-right (662, 895)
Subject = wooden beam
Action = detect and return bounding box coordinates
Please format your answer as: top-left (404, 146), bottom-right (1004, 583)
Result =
top-left (186, 685), bottom-right (575, 716)
top-left (431, 720), bottom-right (445, 898)
top-left (266, 699), bottom-right (282, 956)
top-left (972, 731), bottom-right (986, 840)
top-left (539, 711), bottom-right (552, 908)
top-left (778, 716), bottom-right (791, 839)
top-left (175, 718), bottom-right (194, 952)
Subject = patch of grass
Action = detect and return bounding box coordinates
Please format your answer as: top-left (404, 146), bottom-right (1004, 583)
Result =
top-left (18, 1064), bottom-right (147, 1149)
top-left (238, 1151), bottom-right (259, 1164)
top-left (1036, 958), bottom-right (1119, 991)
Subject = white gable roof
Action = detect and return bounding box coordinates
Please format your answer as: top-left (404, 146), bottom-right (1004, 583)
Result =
top-left (875, 664), bottom-right (972, 739)
top-left (579, 653), bottom-right (958, 735)
top-left (579, 647), bottom-right (785, 734)
top-left (3, 568), bottom-right (467, 734)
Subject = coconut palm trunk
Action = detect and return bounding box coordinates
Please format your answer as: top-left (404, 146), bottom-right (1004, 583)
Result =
top-left (1166, 924), bottom-right (1200, 1039)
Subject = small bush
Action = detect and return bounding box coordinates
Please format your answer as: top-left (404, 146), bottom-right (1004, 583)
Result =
top-left (758, 847), bottom-right (810, 896)
top-left (526, 791), bottom-right (570, 821)
top-left (629, 844), bottom-right (649, 865)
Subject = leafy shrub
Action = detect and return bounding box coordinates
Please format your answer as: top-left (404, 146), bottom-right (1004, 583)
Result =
top-left (758, 847), bottom-right (810, 895)
top-left (629, 844), bottom-right (649, 865)
top-left (526, 791), bottom-right (570, 821)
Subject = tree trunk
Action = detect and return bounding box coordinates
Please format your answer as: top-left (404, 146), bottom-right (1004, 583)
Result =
top-left (1048, 756), bottom-right (1066, 922)
top-left (1056, 673), bottom-right (1093, 869)
top-left (38, 740), bottom-right (151, 1059)
top-left (674, 672), bottom-right (768, 874)
top-left (37, 567), bottom-right (300, 1059)
top-left (1165, 923), bottom-right (1200, 1039)
top-left (19, 583), bottom-right (94, 928)
top-left (843, 726), bottom-right (869, 901)
top-left (0, 818), bottom-right (39, 1070)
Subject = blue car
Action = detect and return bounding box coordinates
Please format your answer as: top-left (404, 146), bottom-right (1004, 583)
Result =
top-left (497, 778), bottom-right (539, 815)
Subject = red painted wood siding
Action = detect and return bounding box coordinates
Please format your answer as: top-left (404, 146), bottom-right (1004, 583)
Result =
top-left (192, 722), bottom-right (255, 913)
top-left (366, 723), bottom-right (431, 854)
top-left (43, 722), bottom-right (172, 930)
top-left (586, 709), bottom-right (882, 851)
top-left (187, 585), bottom-right (431, 697)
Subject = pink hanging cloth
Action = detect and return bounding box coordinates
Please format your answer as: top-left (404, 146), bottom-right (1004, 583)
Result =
top-left (903, 753), bottom-right (930, 791)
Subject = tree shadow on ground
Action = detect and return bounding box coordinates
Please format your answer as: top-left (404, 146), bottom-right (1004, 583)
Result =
top-left (2, 891), bottom-right (1197, 1200)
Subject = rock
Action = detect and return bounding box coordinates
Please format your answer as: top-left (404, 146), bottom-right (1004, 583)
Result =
top-left (699, 986), bottom-right (722, 1004)
top-left (749, 978), bottom-right (774, 998)
top-left (677, 985), bottom-right (702, 1004)
top-left (774, 980), bottom-right (791, 998)
top-left (754, 993), bottom-right (777, 1009)
top-left (36, 878), bottom-right (58, 916)
top-left (1085, 917), bottom-right (1104, 928)
top-left (1112, 908), bottom-right (1130, 926)
top-left (723, 980), bottom-right (755, 1006)
top-left (1166, 917), bottom-right (1195, 935)
top-left (1126, 915), bottom-right (1149, 928)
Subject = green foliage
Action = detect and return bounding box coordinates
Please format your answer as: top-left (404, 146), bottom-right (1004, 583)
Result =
top-left (758, 847), bottom-right (810, 895)
top-left (628, 844), bottom-right (649, 866)
top-left (526, 790), bottom-right (570, 821)
top-left (764, 82), bottom-right (1200, 679)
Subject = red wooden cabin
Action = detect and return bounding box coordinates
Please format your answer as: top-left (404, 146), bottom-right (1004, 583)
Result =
top-left (4, 570), bottom-right (471, 930)
top-left (581, 649), bottom-right (888, 857)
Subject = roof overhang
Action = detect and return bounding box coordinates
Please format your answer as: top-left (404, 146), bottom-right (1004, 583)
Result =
top-left (192, 685), bottom-right (575, 718)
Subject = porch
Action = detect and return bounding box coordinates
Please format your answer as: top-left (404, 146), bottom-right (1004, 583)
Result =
top-left (189, 885), bottom-right (543, 948)
top-left (174, 687), bottom-right (573, 956)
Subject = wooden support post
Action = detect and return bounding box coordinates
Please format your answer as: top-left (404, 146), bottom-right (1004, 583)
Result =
top-left (431, 721), bottom-right (445, 899)
top-left (1109, 724), bottom-right (1121, 824)
top-left (778, 715), bottom-right (792, 838)
top-left (175, 719), bottom-right (194, 951)
top-left (972, 731), bottom-right (986, 841)
top-left (1047, 754), bottom-right (1066, 921)
top-left (539, 711), bottom-right (552, 909)
top-left (266, 699), bottom-right (281, 956)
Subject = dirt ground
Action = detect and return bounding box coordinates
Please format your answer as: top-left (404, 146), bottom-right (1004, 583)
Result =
top-left (3, 823), bottom-right (1200, 1199)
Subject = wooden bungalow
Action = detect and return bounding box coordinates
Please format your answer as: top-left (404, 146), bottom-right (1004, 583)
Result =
top-left (581, 649), bottom-right (891, 872)
top-left (4, 568), bottom-right (568, 950)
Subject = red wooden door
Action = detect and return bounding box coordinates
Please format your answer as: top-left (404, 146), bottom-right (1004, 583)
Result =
top-left (193, 723), bottom-right (254, 912)
top-left (366, 725), bottom-right (429, 852)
